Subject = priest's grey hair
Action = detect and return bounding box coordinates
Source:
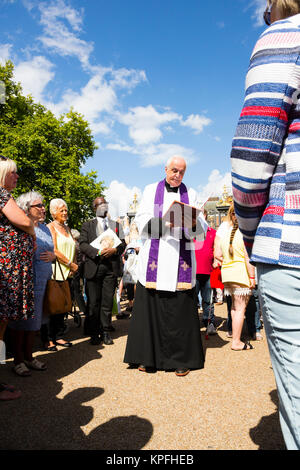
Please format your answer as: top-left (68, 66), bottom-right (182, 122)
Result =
top-left (165, 155), bottom-right (187, 169)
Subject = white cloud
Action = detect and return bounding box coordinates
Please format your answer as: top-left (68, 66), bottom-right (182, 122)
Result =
top-left (110, 68), bottom-right (147, 90)
top-left (106, 142), bottom-right (135, 153)
top-left (118, 105), bottom-right (180, 146)
top-left (181, 114), bottom-right (212, 135)
top-left (0, 43), bottom-right (12, 64)
top-left (197, 169), bottom-right (232, 205)
top-left (47, 71), bottom-right (117, 117)
top-left (37, 0), bottom-right (93, 68)
top-left (250, 0), bottom-right (266, 27)
top-left (14, 56), bottom-right (55, 101)
top-left (104, 180), bottom-right (142, 219)
top-left (45, 67), bottom-right (146, 136)
top-left (139, 143), bottom-right (197, 167)
top-left (106, 140), bottom-right (198, 168)
top-left (16, 1), bottom-right (147, 137)
top-left (11, 0), bottom-right (213, 172)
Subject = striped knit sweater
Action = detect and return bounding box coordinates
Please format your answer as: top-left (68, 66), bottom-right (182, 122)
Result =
top-left (231, 13), bottom-right (300, 267)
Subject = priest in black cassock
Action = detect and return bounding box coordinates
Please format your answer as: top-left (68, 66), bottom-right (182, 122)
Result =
top-left (123, 156), bottom-right (207, 376)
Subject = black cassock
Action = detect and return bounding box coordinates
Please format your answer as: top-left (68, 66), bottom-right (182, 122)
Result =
top-left (123, 282), bottom-right (205, 371)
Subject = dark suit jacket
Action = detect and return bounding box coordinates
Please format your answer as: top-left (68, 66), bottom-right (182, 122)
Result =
top-left (79, 218), bottom-right (126, 280)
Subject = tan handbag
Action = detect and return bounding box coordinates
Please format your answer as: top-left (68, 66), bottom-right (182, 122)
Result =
top-left (43, 261), bottom-right (72, 315)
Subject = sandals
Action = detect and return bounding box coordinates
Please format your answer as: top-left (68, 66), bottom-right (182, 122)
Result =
top-left (232, 342), bottom-right (254, 351)
top-left (13, 358), bottom-right (47, 376)
top-left (24, 358), bottom-right (47, 371)
top-left (13, 362), bottom-right (31, 377)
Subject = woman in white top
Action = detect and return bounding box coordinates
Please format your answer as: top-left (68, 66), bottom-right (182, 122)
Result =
top-left (45, 199), bottom-right (77, 350)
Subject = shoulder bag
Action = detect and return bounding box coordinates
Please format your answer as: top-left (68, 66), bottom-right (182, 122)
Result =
top-left (43, 260), bottom-right (72, 315)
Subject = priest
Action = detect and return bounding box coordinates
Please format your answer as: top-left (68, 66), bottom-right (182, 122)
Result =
top-left (124, 156), bottom-right (207, 377)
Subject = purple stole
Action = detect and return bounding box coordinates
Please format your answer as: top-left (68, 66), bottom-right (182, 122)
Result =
top-left (145, 179), bottom-right (192, 290)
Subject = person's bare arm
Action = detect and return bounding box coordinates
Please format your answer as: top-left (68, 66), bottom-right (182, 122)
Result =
top-left (244, 245), bottom-right (255, 288)
top-left (213, 235), bottom-right (223, 268)
top-left (1, 197), bottom-right (35, 237)
top-left (47, 223), bottom-right (78, 272)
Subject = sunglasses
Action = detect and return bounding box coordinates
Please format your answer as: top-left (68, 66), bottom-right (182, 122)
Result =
top-left (264, 4), bottom-right (272, 26)
top-left (30, 203), bottom-right (45, 208)
top-left (0, 155), bottom-right (8, 161)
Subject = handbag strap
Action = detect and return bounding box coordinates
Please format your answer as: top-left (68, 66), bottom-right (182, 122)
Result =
top-left (52, 259), bottom-right (67, 281)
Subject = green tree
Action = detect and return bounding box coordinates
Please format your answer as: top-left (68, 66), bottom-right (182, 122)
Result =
top-left (0, 61), bottom-right (105, 229)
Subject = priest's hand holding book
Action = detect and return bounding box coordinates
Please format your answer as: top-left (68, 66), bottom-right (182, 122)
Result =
top-left (162, 201), bottom-right (199, 230)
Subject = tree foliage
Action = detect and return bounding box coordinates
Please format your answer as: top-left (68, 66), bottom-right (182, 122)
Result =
top-left (0, 61), bottom-right (105, 229)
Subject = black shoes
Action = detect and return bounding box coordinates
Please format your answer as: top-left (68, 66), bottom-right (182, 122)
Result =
top-left (90, 331), bottom-right (114, 345)
top-left (175, 368), bottom-right (190, 377)
top-left (103, 332), bottom-right (114, 345)
top-left (55, 341), bottom-right (72, 348)
top-left (90, 336), bottom-right (102, 345)
top-left (116, 313), bottom-right (130, 319)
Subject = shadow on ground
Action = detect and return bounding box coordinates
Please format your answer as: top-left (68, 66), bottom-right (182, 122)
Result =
top-left (0, 320), bottom-right (153, 450)
top-left (249, 389), bottom-right (285, 450)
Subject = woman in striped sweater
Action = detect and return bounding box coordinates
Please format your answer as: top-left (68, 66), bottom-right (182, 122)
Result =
top-left (231, 0), bottom-right (300, 450)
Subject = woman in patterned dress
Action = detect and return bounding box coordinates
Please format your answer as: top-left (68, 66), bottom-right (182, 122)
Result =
top-left (9, 192), bottom-right (56, 376)
top-left (0, 156), bottom-right (35, 400)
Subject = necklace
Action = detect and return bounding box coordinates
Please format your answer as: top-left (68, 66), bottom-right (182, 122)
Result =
top-left (54, 220), bottom-right (67, 230)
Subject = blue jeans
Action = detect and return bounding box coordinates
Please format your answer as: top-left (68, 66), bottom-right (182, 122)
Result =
top-left (196, 274), bottom-right (215, 325)
top-left (257, 263), bottom-right (300, 450)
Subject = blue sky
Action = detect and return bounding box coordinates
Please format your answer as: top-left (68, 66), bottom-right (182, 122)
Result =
top-left (0, 0), bottom-right (268, 217)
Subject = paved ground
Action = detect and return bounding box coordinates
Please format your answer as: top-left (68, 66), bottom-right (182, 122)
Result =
top-left (0, 302), bottom-right (285, 450)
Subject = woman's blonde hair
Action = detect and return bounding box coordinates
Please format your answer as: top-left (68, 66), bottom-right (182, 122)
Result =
top-left (0, 157), bottom-right (17, 188)
top-left (225, 203), bottom-right (235, 224)
top-left (225, 204), bottom-right (239, 257)
top-left (272, 0), bottom-right (300, 18)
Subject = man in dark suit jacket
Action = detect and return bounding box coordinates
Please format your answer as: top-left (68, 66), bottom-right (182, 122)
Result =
top-left (79, 197), bottom-right (125, 345)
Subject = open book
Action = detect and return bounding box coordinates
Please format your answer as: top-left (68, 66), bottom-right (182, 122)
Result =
top-left (162, 200), bottom-right (202, 229)
top-left (90, 227), bottom-right (122, 250)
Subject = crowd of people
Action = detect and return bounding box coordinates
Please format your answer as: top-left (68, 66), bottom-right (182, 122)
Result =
top-left (0, 154), bottom-right (258, 392)
top-left (2, 0), bottom-right (300, 451)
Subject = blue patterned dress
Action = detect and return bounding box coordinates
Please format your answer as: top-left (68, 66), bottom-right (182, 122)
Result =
top-left (10, 223), bottom-right (54, 331)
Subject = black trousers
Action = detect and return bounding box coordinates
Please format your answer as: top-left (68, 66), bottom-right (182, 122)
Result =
top-left (69, 270), bottom-right (86, 314)
top-left (85, 265), bottom-right (117, 337)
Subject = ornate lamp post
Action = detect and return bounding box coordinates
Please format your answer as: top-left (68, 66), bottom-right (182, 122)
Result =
top-left (215, 185), bottom-right (233, 225)
top-left (127, 193), bottom-right (139, 223)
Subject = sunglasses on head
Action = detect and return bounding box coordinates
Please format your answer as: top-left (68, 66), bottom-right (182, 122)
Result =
top-left (0, 155), bottom-right (8, 161)
top-left (264, 3), bottom-right (272, 26)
